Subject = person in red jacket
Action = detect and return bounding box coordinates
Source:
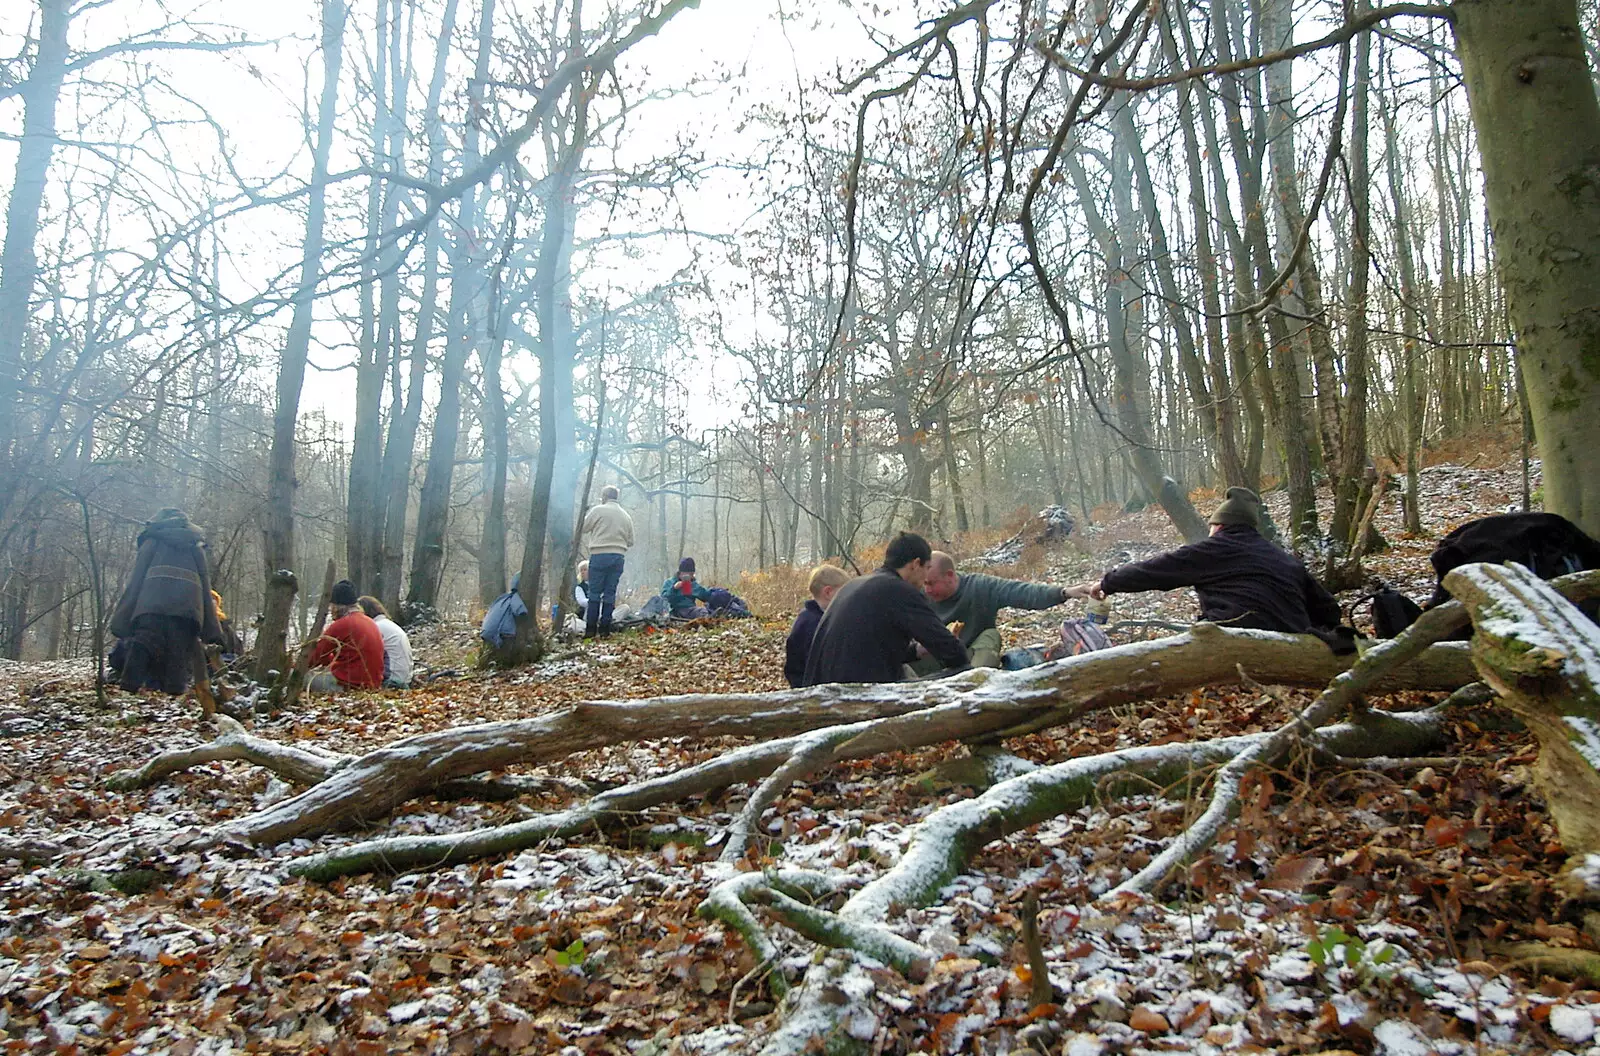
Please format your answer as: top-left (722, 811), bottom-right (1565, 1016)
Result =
top-left (308, 580), bottom-right (386, 692)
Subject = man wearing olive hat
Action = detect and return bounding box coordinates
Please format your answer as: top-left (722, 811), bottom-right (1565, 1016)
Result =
top-left (1073, 487), bottom-right (1341, 635)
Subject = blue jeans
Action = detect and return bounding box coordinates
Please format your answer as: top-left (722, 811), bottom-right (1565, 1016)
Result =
top-left (586, 553), bottom-right (625, 633)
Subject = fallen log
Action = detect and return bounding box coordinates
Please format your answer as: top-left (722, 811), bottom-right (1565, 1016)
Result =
top-left (1444, 563), bottom-right (1600, 877)
top-left (221, 625), bottom-right (1474, 847)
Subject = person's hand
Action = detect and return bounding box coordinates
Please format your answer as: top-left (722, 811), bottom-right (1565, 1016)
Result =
top-left (1065, 580), bottom-right (1103, 600)
top-left (1088, 580), bottom-right (1106, 600)
top-left (913, 642), bottom-right (929, 660)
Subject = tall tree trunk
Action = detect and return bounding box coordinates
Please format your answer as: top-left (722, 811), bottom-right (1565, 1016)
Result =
top-left (406, 0), bottom-right (494, 614)
top-left (256, 0), bottom-right (347, 679)
top-left (1258, 0), bottom-right (1323, 546)
top-left (377, 0), bottom-right (458, 613)
top-left (1381, 39), bottom-right (1426, 535)
top-left (1065, 136), bottom-right (1208, 544)
top-left (347, 0), bottom-right (399, 592)
top-left (493, 84), bottom-right (588, 664)
top-left (0, 0), bottom-right (69, 509)
top-left (477, 306), bottom-right (509, 604)
top-left (1332, 4), bottom-right (1373, 552)
top-left (1453, 0), bottom-right (1600, 537)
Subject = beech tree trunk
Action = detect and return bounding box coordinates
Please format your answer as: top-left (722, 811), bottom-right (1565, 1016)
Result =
top-left (1453, 0), bottom-right (1600, 538)
top-left (0, 0), bottom-right (69, 517)
top-left (255, 0), bottom-right (347, 679)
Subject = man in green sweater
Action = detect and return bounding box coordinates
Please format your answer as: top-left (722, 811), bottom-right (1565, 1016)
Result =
top-left (911, 551), bottom-right (1088, 673)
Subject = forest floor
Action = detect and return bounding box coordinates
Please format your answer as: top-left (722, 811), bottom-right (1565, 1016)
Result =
top-left (5, 447), bottom-right (1600, 1056)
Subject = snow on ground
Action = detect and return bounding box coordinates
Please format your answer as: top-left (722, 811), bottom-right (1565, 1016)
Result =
top-left (4, 453), bottom-right (1598, 1054)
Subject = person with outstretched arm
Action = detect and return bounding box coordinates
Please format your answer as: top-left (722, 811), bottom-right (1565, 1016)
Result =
top-left (1072, 487), bottom-right (1343, 639)
top-left (915, 551), bottom-right (1087, 672)
top-left (803, 532), bottom-right (969, 685)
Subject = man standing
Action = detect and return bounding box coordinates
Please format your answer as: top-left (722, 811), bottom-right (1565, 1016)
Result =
top-left (803, 532), bottom-right (969, 686)
top-left (917, 552), bottom-right (1085, 671)
top-left (580, 484), bottom-right (634, 637)
top-left (1076, 487), bottom-right (1341, 635)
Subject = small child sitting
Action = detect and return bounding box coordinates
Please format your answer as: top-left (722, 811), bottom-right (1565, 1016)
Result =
top-left (784, 565), bottom-right (851, 687)
top-left (661, 557), bottom-right (712, 618)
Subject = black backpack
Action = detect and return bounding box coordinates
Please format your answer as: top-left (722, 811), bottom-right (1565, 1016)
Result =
top-left (1369, 587), bottom-right (1424, 639)
top-left (1426, 513), bottom-right (1600, 637)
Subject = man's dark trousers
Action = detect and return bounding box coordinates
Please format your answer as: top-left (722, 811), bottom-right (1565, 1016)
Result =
top-left (586, 553), bottom-right (625, 635)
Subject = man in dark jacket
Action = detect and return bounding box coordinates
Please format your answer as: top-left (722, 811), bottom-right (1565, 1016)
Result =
top-left (1078, 488), bottom-right (1341, 634)
top-left (915, 552), bottom-right (1086, 671)
top-left (803, 532), bottom-right (969, 686)
top-left (109, 508), bottom-right (224, 694)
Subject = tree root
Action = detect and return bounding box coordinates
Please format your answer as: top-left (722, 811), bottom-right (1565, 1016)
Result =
top-left (709, 709), bottom-right (1443, 970)
top-left (105, 717), bottom-right (347, 790)
top-left (1491, 941), bottom-right (1600, 985)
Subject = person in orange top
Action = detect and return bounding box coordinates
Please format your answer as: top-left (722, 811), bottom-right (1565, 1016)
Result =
top-left (308, 580), bottom-right (386, 692)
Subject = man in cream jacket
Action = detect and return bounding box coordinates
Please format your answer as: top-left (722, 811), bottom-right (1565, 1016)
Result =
top-left (580, 485), bottom-right (634, 636)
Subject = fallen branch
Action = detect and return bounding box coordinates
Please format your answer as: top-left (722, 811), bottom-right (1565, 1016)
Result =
top-left (105, 716), bottom-right (345, 790)
top-left (1111, 600), bottom-right (1472, 899)
top-left (114, 624), bottom-right (1475, 852)
top-left (287, 630), bottom-right (1473, 878)
top-left (716, 707), bottom-right (1445, 1051)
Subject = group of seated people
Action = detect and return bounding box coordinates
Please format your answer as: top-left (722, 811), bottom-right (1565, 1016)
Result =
top-left (307, 579), bottom-right (414, 693)
top-left (787, 486), bottom-right (1346, 687)
top-left (572, 556), bottom-right (730, 623)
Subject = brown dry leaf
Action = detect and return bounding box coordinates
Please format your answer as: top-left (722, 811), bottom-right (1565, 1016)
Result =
top-left (1128, 1006), bottom-right (1170, 1033)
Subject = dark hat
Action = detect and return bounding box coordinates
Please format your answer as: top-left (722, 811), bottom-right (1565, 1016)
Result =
top-left (1209, 486), bottom-right (1263, 529)
top-left (331, 579), bottom-right (359, 606)
top-left (678, 557), bottom-right (696, 575)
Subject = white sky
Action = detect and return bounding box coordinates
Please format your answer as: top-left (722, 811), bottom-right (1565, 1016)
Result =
top-left (2, 0), bottom-right (915, 435)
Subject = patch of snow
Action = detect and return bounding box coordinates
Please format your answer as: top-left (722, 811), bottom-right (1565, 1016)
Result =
top-left (1373, 1018), bottom-right (1434, 1056)
top-left (1550, 1005), bottom-right (1597, 1044)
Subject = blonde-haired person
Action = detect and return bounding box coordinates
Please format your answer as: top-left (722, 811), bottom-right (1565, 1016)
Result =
top-left (580, 485), bottom-right (633, 637)
top-left (357, 595), bottom-right (413, 688)
top-left (783, 564), bottom-right (852, 687)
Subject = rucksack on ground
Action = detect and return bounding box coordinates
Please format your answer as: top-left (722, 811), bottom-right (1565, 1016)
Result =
top-left (1366, 512), bottom-right (1600, 639)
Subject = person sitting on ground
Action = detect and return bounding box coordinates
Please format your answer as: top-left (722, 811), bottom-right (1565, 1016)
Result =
top-left (211, 590), bottom-right (246, 657)
top-left (109, 507), bottom-right (225, 695)
top-left (1073, 487), bottom-right (1342, 637)
top-left (803, 532), bottom-right (969, 686)
top-left (308, 580), bottom-right (385, 693)
top-left (575, 560), bottom-right (590, 619)
top-left (661, 557), bottom-right (713, 618)
top-left (357, 595), bottom-right (413, 689)
top-left (912, 551), bottom-right (1088, 673)
top-left (784, 564), bottom-right (851, 687)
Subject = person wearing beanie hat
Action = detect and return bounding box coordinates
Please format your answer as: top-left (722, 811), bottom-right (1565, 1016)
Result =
top-left (1070, 488), bottom-right (1344, 640)
top-left (308, 577), bottom-right (386, 693)
top-left (661, 556), bottom-right (712, 618)
top-left (109, 506), bottom-right (225, 696)
top-left (1209, 486), bottom-right (1263, 529)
